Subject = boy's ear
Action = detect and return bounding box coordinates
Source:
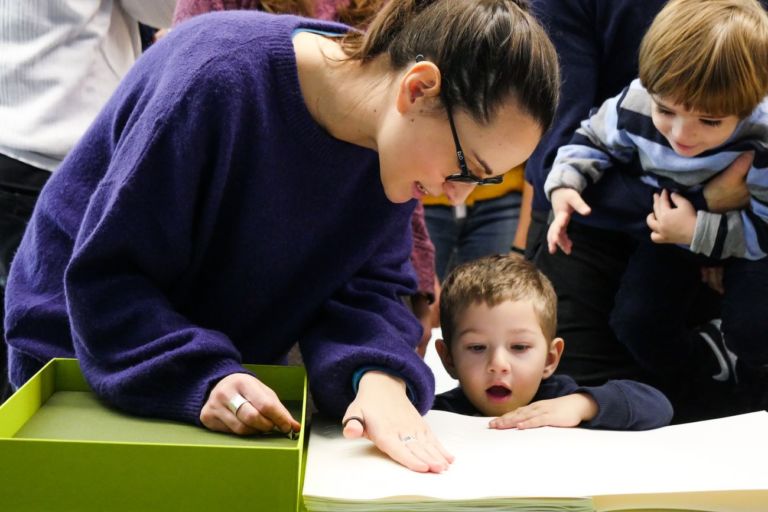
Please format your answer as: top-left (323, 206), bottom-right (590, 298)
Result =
top-left (435, 338), bottom-right (459, 379)
top-left (542, 337), bottom-right (565, 379)
top-left (395, 61), bottom-right (442, 114)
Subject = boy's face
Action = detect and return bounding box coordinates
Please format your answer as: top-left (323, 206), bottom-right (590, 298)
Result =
top-left (651, 96), bottom-right (740, 157)
top-left (436, 299), bottom-right (563, 417)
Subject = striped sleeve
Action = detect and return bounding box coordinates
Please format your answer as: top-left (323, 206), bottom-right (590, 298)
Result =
top-left (544, 87), bottom-right (637, 200)
top-left (690, 158), bottom-right (768, 260)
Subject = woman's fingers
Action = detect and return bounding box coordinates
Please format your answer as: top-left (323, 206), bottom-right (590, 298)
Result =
top-left (200, 372), bottom-right (300, 436)
top-left (341, 414), bottom-right (366, 439)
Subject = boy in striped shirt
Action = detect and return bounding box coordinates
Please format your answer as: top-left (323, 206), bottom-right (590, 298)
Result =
top-left (544, 0), bottom-right (768, 410)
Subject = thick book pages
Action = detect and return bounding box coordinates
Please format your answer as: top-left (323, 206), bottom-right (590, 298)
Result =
top-left (303, 410), bottom-right (768, 512)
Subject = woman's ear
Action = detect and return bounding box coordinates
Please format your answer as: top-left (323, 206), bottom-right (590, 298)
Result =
top-left (395, 60), bottom-right (442, 114)
top-left (542, 337), bottom-right (565, 379)
top-left (435, 338), bottom-right (458, 379)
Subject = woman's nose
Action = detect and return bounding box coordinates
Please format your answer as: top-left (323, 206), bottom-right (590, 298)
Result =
top-left (442, 181), bottom-right (476, 205)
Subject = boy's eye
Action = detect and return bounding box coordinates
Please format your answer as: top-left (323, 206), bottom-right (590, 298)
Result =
top-left (656, 107), bottom-right (673, 116)
top-left (701, 119), bottom-right (722, 127)
top-left (510, 344), bottom-right (529, 352)
top-left (466, 344), bottom-right (486, 353)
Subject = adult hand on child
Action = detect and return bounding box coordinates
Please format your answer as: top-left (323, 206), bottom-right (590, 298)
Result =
top-left (341, 370), bottom-right (454, 473)
top-left (703, 151), bottom-right (753, 213)
top-left (547, 188), bottom-right (592, 255)
top-left (200, 373), bottom-right (301, 436)
top-left (647, 189), bottom-right (697, 245)
top-left (489, 394), bottom-right (598, 430)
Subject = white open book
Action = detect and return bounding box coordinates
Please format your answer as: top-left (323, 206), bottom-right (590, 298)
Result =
top-left (303, 410), bottom-right (768, 512)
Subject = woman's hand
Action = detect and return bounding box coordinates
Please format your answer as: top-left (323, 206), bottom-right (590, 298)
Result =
top-left (342, 371), bottom-right (454, 473)
top-left (489, 394), bottom-right (598, 430)
top-left (200, 373), bottom-right (301, 436)
top-left (646, 189), bottom-right (697, 245)
top-left (547, 188), bottom-right (591, 255)
top-left (703, 151), bottom-right (753, 213)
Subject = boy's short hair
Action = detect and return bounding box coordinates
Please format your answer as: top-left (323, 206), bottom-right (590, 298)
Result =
top-left (439, 255), bottom-right (557, 345)
top-left (639, 0), bottom-right (768, 117)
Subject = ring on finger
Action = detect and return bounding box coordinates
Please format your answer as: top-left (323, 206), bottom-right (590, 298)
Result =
top-left (227, 393), bottom-right (251, 417)
top-left (342, 416), bottom-right (366, 431)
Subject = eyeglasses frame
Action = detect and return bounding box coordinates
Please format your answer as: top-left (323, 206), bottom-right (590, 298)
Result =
top-left (444, 105), bottom-right (503, 186)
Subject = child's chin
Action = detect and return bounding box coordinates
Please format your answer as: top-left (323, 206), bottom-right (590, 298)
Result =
top-left (475, 402), bottom-right (513, 418)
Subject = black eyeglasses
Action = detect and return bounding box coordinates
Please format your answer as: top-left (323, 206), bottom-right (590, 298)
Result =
top-left (444, 106), bottom-right (503, 186)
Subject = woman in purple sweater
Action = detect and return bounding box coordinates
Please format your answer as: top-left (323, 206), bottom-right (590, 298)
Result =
top-left (172, 0), bottom-right (440, 356)
top-left (5, 0), bottom-right (558, 472)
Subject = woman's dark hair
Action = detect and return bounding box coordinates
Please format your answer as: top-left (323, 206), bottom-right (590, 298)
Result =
top-left (341, 0), bottom-right (559, 130)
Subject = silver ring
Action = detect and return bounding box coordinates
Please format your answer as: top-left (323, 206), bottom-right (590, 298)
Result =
top-left (400, 434), bottom-right (416, 444)
top-left (227, 393), bottom-right (250, 416)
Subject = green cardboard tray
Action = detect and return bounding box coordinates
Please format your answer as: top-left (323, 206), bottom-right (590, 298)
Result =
top-left (0, 358), bottom-right (307, 511)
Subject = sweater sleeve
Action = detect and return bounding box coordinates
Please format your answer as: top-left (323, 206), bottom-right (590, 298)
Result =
top-left (544, 89), bottom-right (637, 201)
top-left (298, 213), bottom-right (435, 418)
top-left (63, 55), bottom-right (251, 425)
top-left (690, 158), bottom-right (768, 260)
top-left (578, 380), bottom-right (673, 430)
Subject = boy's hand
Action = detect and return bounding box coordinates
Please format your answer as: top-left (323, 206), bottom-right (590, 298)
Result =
top-left (647, 189), bottom-right (697, 245)
top-left (547, 188), bottom-right (591, 255)
top-left (488, 393), bottom-right (598, 430)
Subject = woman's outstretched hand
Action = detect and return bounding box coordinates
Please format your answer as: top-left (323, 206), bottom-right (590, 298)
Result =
top-left (342, 370), bottom-right (454, 473)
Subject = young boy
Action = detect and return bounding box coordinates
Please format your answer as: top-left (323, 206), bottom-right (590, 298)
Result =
top-left (543, 0), bottom-right (768, 407)
top-left (432, 255), bottom-right (673, 430)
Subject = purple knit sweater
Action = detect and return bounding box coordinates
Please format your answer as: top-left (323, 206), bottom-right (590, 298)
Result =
top-left (5, 11), bottom-right (434, 423)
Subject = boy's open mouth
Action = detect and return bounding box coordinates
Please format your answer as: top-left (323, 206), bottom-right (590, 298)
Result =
top-left (486, 385), bottom-right (511, 398)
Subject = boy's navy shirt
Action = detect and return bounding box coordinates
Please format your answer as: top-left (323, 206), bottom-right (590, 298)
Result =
top-left (433, 374), bottom-right (673, 430)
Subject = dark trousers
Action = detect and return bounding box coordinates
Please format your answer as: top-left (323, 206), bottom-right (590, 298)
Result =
top-left (612, 240), bottom-right (768, 412)
top-left (530, 215), bottom-right (757, 421)
top-left (531, 216), bottom-right (656, 384)
top-left (611, 241), bottom-right (768, 374)
top-left (424, 192), bottom-right (522, 281)
top-left (0, 153), bottom-right (49, 403)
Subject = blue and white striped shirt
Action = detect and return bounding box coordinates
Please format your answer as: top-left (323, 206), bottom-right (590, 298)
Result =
top-left (545, 79), bottom-right (768, 260)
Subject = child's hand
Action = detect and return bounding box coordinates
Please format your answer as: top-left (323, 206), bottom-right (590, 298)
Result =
top-left (488, 394), bottom-right (598, 430)
top-left (547, 188), bottom-right (591, 255)
top-left (646, 189), bottom-right (697, 245)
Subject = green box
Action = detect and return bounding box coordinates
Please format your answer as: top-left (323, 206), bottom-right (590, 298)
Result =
top-left (0, 358), bottom-right (307, 511)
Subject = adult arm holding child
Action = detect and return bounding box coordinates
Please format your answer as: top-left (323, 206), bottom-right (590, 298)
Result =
top-left (545, 83), bottom-right (757, 257)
